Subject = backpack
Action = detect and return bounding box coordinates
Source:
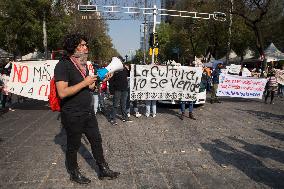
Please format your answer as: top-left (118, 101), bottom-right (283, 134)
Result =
top-left (48, 77), bottom-right (61, 112)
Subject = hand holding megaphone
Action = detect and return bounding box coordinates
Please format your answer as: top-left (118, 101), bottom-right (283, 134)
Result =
top-left (95, 57), bottom-right (123, 81)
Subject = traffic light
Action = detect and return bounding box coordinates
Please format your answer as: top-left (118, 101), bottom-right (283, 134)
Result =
top-left (149, 48), bottom-right (153, 55)
top-left (154, 33), bottom-right (159, 47)
top-left (149, 33), bottom-right (159, 48)
top-left (154, 48), bottom-right (159, 55)
top-left (149, 33), bottom-right (154, 47)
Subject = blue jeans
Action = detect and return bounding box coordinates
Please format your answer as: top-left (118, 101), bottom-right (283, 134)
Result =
top-left (180, 101), bottom-right (193, 113)
top-left (126, 91), bottom-right (139, 114)
top-left (111, 90), bottom-right (128, 120)
top-left (279, 84), bottom-right (284, 97)
top-left (145, 100), bottom-right (156, 115)
top-left (93, 93), bottom-right (99, 114)
top-left (99, 92), bottom-right (105, 109)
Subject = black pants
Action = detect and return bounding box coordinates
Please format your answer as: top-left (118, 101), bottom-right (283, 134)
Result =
top-left (61, 112), bottom-right (105, 171)
top-left (265, 90), bottom-right (275, 103)
top-left (1, 94), bottom-right (11, 109)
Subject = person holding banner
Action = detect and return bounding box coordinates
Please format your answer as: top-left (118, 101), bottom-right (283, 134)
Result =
top-left (54, 33), bottom-right (119, 185)
top-left (265, 70), bottom-right (278, 104)
top-left (179, 101), bottom-right (196, 120)
top-left (210, 63), bottom-right (222, 104)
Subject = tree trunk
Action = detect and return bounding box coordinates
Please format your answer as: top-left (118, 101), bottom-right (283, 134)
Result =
top-left (252, 24), bottom-right (266, 76)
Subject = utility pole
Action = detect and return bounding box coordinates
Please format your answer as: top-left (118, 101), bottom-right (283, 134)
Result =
top-left (143, 0), bottom-right (147, 64)
top-left (226, 0), bottom-right (234, 65)
top-left (151, 4), bottom-right (157, 65)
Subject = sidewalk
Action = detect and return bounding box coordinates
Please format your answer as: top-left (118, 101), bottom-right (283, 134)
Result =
top-left (0, 97), bottom-right (283, 189)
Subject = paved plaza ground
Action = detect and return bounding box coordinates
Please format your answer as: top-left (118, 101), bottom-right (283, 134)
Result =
top-left (0, 95), bottom-right (283, 189)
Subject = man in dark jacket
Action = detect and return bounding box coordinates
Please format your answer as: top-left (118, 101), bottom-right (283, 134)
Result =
top-left (109, 63), bottom-right (132, 125)
top-left (210, 63), bottom-right (222, 103)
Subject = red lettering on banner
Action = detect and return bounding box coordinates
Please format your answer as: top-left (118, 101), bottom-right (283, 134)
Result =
top-left (38, 85), bottom-right (49, 96)
top-left (88, 64), bottom-right (94, 75)
top-left (220, 84), bottom-right (227, 89)
top-left (232, 85), bottom-right (240, 89)
top-left (12, 64), bottom-right (29, 83)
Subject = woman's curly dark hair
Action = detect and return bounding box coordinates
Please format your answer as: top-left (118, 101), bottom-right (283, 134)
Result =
top-left (63, 33), bottom-right (88, 55)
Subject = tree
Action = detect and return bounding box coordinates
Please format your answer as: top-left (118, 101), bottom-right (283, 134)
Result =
top-left (230, 0), bottom-right (279, 56)
top-left (0, 0), bottom-right (50, 58)
top-left (0, 0), bottom-right (118, 61)
top-left (159, 0), bottom-right (228, 62)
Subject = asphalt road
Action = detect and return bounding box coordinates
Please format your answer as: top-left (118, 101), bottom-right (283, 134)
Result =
top-left (0, 95), bottom-right (283, 189)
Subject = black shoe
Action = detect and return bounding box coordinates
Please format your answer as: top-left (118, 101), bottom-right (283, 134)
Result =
top-left (210, 99), bottom-right (214, 104)
top-left (98, 163), bottom-right (120, 180)
top-left (216, 100), bottom-right (221, 103)
top-left (69, 169), bottom-right (91, 184)
top-left (189, 112), bottom-right (196, 120)
top-left (122, 117), bottom-right (133, 122)
top-left (180, 112), bottom-right (184, 120)
top-left (110, 119), bottom-right (118, 125)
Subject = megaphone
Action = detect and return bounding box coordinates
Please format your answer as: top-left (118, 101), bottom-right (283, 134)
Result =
top-left (96, 57), bottom-right (124, 81)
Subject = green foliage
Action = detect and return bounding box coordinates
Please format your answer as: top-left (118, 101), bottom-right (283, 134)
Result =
top-left (157, 0), bottom-right (284, 63)
top-left (0, 0), bottom-right (117, 61)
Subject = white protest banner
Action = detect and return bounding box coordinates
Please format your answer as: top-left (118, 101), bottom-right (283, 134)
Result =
top-left (226, 64), bottom-right (251, 77)
top-left (275, 69), bottom-right (284, 85)
top-left (7, 60), bottom-right (58, 101)
top-left (227, 64), bottom-right (241, 75)
top-left (87, 61), bottom-right (95, 76)
top-left (217, 74), bottom-right (267, 99)
top-left (130, 65), bottom-right (202, 101)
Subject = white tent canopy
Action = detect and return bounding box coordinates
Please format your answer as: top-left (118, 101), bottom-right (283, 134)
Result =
top-left (0, 48), bottom-right (13, 58)
top-left (243, 48), bottom-right (255, 60)
top-left (22, 49), bottom-right (44, 60)
top-left (264, 43), bottom-right (284, 62)
top-left (219, 50), bottom-right (241, 63)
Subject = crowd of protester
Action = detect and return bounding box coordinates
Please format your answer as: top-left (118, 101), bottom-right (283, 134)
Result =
top-left (87, 60), bottom-right (284, 126)
top-left (0, 57), bottom-right (283, 119)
